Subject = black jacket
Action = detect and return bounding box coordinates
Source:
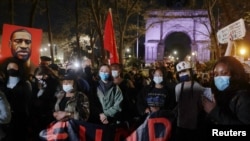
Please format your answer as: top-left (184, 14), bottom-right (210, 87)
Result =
top-left (208, 89), bottom-right (250, 125)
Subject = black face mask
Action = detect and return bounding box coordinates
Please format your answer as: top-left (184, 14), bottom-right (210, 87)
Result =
top-left (7, 69), bottom-right (19, 77)
top-left (85, 66), bottom-right (91, 74)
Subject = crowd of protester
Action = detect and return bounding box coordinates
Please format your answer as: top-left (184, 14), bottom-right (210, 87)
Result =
top-left (0, 28), bottom-right (249, 141)
top-left (0, 54), bottom-right (250, 141)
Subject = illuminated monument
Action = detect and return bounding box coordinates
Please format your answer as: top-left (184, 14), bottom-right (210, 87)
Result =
top-left (144, 10), bottom-right (211, 64)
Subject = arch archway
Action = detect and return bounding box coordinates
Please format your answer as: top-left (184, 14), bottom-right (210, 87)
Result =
top-left (164, 32), bottom-right (191, 61)
top-left (144, 10), bottom-right (211, 65)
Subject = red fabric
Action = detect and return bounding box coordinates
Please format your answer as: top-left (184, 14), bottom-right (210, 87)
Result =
top-left (104, 9), bottom-right (119, 64)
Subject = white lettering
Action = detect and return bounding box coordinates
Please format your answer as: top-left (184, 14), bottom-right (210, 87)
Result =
top-left (212, 129), bottom-right (247, 136)
top-left (212, 129), bottom-right (218, 136)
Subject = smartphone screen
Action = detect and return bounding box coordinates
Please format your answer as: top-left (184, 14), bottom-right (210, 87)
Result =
top-left (203, 87), bottom-right (213, 101)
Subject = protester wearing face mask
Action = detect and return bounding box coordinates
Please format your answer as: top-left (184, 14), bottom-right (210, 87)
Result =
top-left (174, 61), bottom-right (205, 141)
top-left (202, 56), bottom-right (250, 125)
top-left (88, 64), bottom-right (123, 125)
top-left (110, 63), bottom-right (138, 125)
top-left (6, 64), bottom-right (20, 89)
top-left (137, 68), bottom-right (174, 116)
top-left (1, 58), bottom-right (32, 141)
top-left (30, 65), bottom-right (60, 141)
top-left (53, 72), bottom-right (89, 121)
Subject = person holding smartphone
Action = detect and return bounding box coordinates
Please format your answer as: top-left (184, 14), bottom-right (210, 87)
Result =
top-left (202, 56), bottom-right (250, 125)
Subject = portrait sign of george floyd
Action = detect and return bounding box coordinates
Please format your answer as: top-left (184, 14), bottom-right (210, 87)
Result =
top-left (0, 24), bottom-right (42, 66)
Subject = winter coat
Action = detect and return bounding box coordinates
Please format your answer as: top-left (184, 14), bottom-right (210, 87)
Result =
top-left (0, 90), bottom-right (11, 140)
top-left (0, 91), bottom-right (11, 124)
top-left (54, 91), bottom-right (90, 121)
top-left (88, 80), bottom-right (123, 124)
top-left (208, 89), bottom-right (250, 125)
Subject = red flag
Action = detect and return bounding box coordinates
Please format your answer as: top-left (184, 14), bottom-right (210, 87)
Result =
top-left (104, 8), bottom-right (119, 64)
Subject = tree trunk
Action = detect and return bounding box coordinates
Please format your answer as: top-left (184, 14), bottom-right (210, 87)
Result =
top-left (10, 0), bottom-right (14, 24)
top-left (46, 0), bottom-right (54, 63)
top-left (30, 0), bottom-right (40, 27)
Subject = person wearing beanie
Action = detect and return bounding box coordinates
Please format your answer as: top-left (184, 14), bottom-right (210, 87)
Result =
top-left (40, 56), bottom-right (52, 66)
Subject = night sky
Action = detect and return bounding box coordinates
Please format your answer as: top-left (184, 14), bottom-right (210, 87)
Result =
top-left (0, 0), bottom-right (203, 33)
top-left (0, 0), bottom-right (75, 34)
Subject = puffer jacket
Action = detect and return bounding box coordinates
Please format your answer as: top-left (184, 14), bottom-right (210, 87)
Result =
top-left (54, 91), bottom-right (90, 121)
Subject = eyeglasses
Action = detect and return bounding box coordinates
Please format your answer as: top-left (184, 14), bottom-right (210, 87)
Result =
top-left (12, 39), bottom-right (32, 45)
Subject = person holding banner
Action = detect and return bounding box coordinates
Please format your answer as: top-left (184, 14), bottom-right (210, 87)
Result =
top-left (30, 65), bottom-right (60, 140)
top-left (88, 64), bottom-right (123, 125)
top-left (53, 72), bottom-right (90, 121)
top-left (137, 68), bottom-right (174, 116)
top-left (110, 63), bottom-right (139, 126)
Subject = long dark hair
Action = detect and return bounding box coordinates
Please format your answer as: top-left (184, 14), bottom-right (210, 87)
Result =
top-left (212, 56), bottom-right (249, 115)
top-left (110, 63), bottom-right (124, 78)
top-left (34, 65), bottom-right (59, 80)
top-left (98, 64), bottom-right (113, 81)
top-left (152, 67), bottom-right (167, 86)
top-left (1, 57), bottom-right (28, 81)
top-left (212, 56), bottom-right (249, 91)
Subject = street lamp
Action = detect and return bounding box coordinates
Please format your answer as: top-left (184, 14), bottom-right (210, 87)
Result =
top-left (192, 52), bottom-right (195, 56)
top-left (40, 47), bottom-right (48, 56)
top-left (239, 48), bottom-right (246, 62)
top-left (126, 48), bottom-right (130, 53)
top-left (239, 48), bottom-right (246, 56)
top-left (187, 55), bottom-right (191, 61)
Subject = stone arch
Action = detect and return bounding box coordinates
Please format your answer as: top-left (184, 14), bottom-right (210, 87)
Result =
top-left (144, 10), bottom-right (211, 65)
top-left (164, 32), bottom-right (192, 61)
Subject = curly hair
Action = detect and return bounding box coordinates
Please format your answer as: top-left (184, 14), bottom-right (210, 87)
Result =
top-left (213, 56), bottom-right (249, 89)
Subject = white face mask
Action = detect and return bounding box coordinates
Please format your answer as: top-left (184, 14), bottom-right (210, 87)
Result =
top-left (153, 76), bottom-right (163, 84)
top-left (111, 70), bottom-right (119, 78)
top-left (7, 76), bottom-right (20, 89)
top-left (63, 84), bottom-right (74, 93)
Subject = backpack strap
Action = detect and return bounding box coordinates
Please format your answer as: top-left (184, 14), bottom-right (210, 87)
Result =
top-left (180, 81), bottom-right (195, 97)
top-left (180, 82), bottom-right (185, 95)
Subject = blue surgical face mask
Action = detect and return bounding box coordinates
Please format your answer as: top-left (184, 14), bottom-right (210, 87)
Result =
top-left (111, 70), bottom-right (119, 78)
top-left (63, 84), bottom-right (74, 93)
top-left (153, 76), bottom-right (163, 84)
top-left (179, 72), bottom-right (190, 82)
top-left (7, 76), bottom-right (20, 89)
top-left (214, 76), bottom-right (230, 91)
top-left (99, 72), bottom-right (110, 81)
